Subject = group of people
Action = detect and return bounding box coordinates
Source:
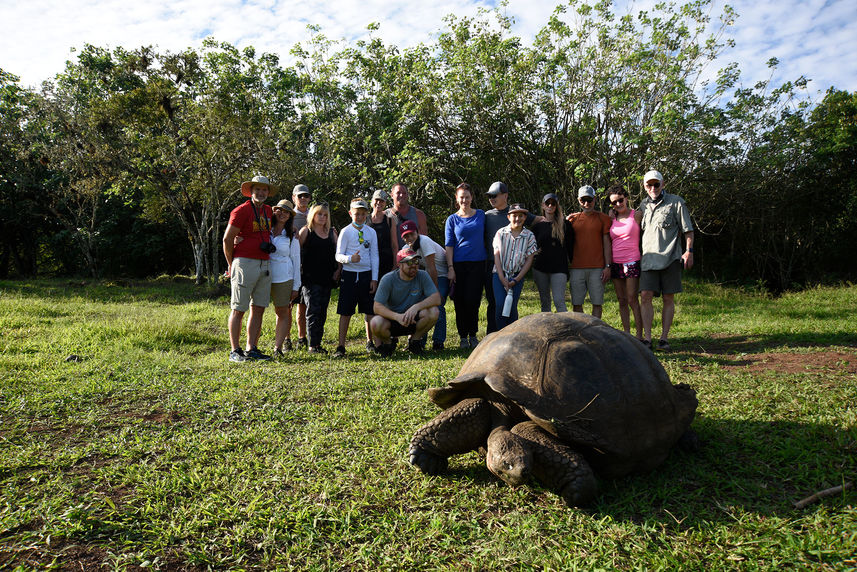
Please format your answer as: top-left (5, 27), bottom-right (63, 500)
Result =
top-left (222, 170), bottom-right (694, 362)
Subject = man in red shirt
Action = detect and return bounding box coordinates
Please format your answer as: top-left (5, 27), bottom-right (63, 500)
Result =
top-left (567, 185), bottom-right (612, 318)
top-left (223, 175), bottom-right (277, 362)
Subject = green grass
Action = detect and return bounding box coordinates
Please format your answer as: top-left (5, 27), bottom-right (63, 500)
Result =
top-left (1, 277), bottom-right (855, 570)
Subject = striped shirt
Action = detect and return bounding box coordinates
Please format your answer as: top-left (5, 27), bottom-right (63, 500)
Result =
top-left (492, 226), bottom-right (537, 278)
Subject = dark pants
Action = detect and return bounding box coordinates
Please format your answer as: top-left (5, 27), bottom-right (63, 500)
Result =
top-left (484, 260), bottom-right (498, 334)
top-left (301, 282), bottom-right (332, 347)
top-left (453, 260), bottom-right (484, 338)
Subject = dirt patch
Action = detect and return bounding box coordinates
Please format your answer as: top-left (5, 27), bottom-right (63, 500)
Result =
top-left (718, 351), bottom-right (856, 374)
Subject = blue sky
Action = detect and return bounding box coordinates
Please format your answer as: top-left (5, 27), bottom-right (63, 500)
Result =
top-left (2, 0), bottom-right (855, 103)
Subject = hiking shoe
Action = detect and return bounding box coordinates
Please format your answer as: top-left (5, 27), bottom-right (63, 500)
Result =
top-left (641, 339), bottom-right (652, 350)
top-left (459, 338), bottom-right (471, 349)
top-left (376, 343), bottom-right (394, 357)
top-left (308, 345), bottom-right (328, 355)
top-left (297, 337), bottom-right (308, 349)
top-left (246, 347), bottom-right (271, 361)
top-left (469, 335), bottom-right (479, 348)
top-left (365, 340), bottom-right (377, 353)
top-left (333, 345), bottom-right (347, 358)
top-left (273, 348), bottom-right (286, 359)
top-left (407, 339), bottom-right (424, 355)
top-left (284, 339), bottom-right (293, 351)
top-left (432, 341), bottom-right (444, 351)
top-left (657, 339), bottom-right (671, 352)
top-left (229, 349), bottom-right (247, 363)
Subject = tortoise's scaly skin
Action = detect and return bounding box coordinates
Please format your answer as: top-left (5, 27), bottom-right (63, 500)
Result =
top-left (409, 312), bottom-right (698, 505)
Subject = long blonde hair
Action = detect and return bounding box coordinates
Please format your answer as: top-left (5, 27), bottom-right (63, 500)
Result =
top-left (543, 199), bottom-right (566, 245)
top-left (306, 203), bottom-right (331, 233)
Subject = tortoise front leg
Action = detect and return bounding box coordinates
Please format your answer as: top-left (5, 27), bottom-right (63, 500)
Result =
top-left (511, 421), bottom-right (597, 507)
top-left (409, 398), bottom-right (492, 475)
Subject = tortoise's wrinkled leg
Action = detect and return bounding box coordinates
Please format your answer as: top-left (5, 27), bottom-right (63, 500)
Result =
top-left (409, 398), bottom-right (491, 475)
top-left (511, 421), bottom-right (597, 507)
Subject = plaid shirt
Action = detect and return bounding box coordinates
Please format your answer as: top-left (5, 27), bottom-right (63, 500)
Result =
top-left (492, 226), bottom-right (537, 278)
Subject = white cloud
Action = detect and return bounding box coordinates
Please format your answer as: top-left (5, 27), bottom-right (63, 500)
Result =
top-left (1, 0), bottom-right (855, 100)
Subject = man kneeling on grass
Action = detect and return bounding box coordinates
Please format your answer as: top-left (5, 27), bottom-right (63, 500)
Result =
top-left (371, 247), bottom-right (441, 357)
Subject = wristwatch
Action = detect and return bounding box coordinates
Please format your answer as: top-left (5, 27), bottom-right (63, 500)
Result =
top-left (688, 248), bottom-right (694, 253)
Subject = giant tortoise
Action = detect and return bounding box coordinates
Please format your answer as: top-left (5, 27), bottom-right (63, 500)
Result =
top-left (408, 312), bottom-right (698, 506)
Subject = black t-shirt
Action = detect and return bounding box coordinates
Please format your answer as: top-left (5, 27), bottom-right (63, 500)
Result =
top-left (532, 220), bottom-right (575, 274)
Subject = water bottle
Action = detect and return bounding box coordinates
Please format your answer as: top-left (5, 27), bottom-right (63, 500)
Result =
top-left (502, 287), bottom-right (514, 317)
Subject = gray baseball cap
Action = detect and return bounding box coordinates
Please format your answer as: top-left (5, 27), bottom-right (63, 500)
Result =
top-left (293, 184), bottom-right (311, 197)
top-left (578, 185), bottom-right (596, 199)
top-left (487, 181), bottom-right (508, 196)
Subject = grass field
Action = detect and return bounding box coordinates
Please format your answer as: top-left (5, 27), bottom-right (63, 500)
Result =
top-left (1, 277), bottom-right (855, 570)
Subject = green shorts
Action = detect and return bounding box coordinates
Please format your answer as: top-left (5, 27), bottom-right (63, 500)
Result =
top-left (639, 259), bottom-right (683, 296)
top-left (230, 257), bottom-right (272, 312)
top-left (270, 280), bottom-right (295, 307)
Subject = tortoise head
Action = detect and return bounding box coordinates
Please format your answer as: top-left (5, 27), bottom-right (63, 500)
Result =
top-left (486, 428), bottom-right (532, 486)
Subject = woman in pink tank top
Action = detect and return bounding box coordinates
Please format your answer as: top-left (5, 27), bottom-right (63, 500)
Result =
top-left (608, 185), bottom-right (643, 340)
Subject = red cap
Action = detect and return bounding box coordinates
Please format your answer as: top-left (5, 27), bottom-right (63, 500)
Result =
top-left (396, 247), bottom-right (421, 264)
top-left (399, 220), bottom-right (418, 238)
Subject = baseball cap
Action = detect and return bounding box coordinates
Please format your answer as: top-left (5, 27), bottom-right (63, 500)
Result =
top-left (371, 189), bottom-right (390, 202)
top-left (486, 181), bottom-right (508, 196)
top-left (643, 170), bottom-right (664, 183)
top-left (578, 185), bottom-right (596, 199)
top-left (350, 198), bottom-right (369, 210)
top-left (396, 247), bottom-right (421, 264)
top-left (399, 220), bottom-right (418, 238)
top-left (542, 193), bottom-right (559, 203)
top-left (508, 203), bottom-right (528, 214)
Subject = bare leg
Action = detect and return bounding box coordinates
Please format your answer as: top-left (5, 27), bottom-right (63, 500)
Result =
top-left (661, 293), bottom-right (676, 341)
top-left (337, 314), bottom-right (351, 348)
top-left (274, 304), bottom-right (291, 350)
top-left (245, 305), bottom-right (265, 350)
top-left (612, 278), bottom-right (631, 333)
top-left (364, 315), bottom-right (374, 345)
top-left (409, 398), bottom-right (492, 475)
top-left (228, 309), bottom-right (245, 351)
top-left (572, 305), bottom-right (584, 313)
top-left (412, 307), bottom-right (440, 340)
top-left (625, 276), bottom-right (643, 339)
top-left (640, 290), bottom-right (655, 342)
top-left (370, 315), bottom-right (393, 345)
top-left (297, 302), bottom-right (307, 339)
top-left (511, 421), bottom-right (597, 507)
top-left (591, 304), bottom-right (602, 319)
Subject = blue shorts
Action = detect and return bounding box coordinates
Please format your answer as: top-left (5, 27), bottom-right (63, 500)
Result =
top-left (337, 270), bottom-right (374, 316)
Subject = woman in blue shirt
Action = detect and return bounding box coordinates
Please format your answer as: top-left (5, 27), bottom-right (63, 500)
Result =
top-left (444, 183), bottom-right (487, 349)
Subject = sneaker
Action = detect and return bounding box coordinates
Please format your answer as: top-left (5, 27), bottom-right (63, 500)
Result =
top-left (432, 341), bottom-right (444, 351)
top-left (246, 347), bottom-right (271, 361)
top-left (297, 337), bottom-right (308, 349)
top-left (284, 339), bottom-right (293, 351)
top-left (333, 345), bottom-right (347, 358)
top-left (308, 345), bottom-right (328, 355)
top-left (229, 348), bottom-right (247, 363)
top-left (376, 343), bottom-right (394, 357)
top-left (641, 339), bottom-right (652, 350)
top-left (658, 339), bottom-right (671, 352)
top-left (469, 335), bottom-right (479, 348)
top-left (365, 340), bottom-right (377, 353)
top-left (272, 348), bottom-right (286, 359)
top-left (407, 339), bottom-right (424, 355)
top-left (459, 338), bottom-right (470, 349)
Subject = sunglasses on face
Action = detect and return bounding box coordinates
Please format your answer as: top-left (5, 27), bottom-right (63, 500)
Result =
top-left (579, 197), bottom-right (594, 204)
top-left (611, 197), bottom-right (625, 206)
top-left (646, 181), bottom-right (661, 188)
top-left (404, 259), bottom-right (420, 266)
top-left (544, 201), bottom-right (557, 207)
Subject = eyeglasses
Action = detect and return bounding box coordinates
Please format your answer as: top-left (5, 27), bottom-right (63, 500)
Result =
top-left (611, 197), bottom-right (625, 206)
top-left (646, 181), bottom-right (661, 188)
top-left (579, 196), bottom-right (594, 203)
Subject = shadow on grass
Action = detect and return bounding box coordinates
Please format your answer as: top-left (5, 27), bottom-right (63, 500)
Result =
top-left (0, 278), bottom-right (229, 304)
top-left (590, 415), bottom-right (856, 526)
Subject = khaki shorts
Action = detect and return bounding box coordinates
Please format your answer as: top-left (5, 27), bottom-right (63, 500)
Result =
top-left (231, 257), bottom-right (272, 312)
top-left (270, 280), bottom-right (295, 307)
top-left (570, 268), bottom-right (605, 306)
top-left (640, 259), bottom-right (683, 296)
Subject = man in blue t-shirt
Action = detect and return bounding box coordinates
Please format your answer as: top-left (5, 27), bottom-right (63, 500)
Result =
top-left (371, 247), bottom-right (441, 356)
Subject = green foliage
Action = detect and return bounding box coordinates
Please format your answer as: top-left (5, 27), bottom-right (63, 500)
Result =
top-left (0, 1), bottom-right (854, 287)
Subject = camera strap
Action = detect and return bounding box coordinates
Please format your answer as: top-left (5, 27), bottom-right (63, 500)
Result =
top-left (250, 200), bottom-right (271, 241)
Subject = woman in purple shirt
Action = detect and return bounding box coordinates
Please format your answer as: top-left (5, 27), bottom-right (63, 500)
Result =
top-left (444, 183), bottom-right (487, 349)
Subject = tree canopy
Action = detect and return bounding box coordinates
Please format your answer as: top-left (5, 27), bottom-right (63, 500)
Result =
top-left (1, 0), bottom-right (854, 290)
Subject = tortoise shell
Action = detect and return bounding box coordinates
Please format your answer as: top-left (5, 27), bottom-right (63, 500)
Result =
top-left (429, 312), bottom-right (698, 478)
